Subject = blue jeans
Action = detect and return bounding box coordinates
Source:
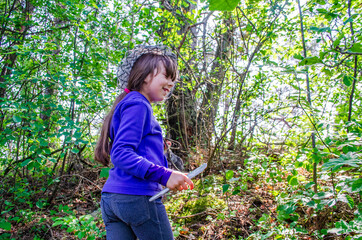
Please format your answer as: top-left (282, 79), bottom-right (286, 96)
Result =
top-left (100, 193), bottom-right (174, 240)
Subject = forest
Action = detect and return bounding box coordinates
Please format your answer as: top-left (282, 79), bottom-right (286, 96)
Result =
top-left (0, 0), bottom-right (361, 239)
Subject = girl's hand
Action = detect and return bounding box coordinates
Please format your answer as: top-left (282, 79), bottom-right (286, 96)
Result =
top-left (166, 171), bottom-right (194, 191)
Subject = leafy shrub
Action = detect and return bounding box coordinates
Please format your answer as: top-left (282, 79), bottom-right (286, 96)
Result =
top-left (52, 213), bottom-right (105, 239)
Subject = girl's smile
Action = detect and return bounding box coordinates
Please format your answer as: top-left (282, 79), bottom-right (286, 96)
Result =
top-left (140, 64), bottom-right (175, 103)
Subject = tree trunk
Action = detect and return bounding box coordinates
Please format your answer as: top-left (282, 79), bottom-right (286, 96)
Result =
top-left (161, 0), bottom-right (199, 155)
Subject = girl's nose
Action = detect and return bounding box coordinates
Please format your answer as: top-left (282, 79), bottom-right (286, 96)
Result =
top-left (168, 79), bottom-right (175, 87)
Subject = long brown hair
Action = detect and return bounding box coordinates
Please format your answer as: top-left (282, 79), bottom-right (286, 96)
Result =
top-left (94, 53), bottom-right (178, 166)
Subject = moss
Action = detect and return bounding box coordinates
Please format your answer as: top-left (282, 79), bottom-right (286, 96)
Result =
top-left (183, 194), bottom-right (226, 216)
top-left (165, 175), bottom-right (227, 224)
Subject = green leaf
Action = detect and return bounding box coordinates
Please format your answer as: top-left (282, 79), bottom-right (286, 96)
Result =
top-left (345, 194), bottom-right (354, 209)
top-left (327, 199), bottom-right (337, 207)
top-left (40, 139), bottom-right (48, 147)
top-left (310, 26), bottom-right (331, 33)
top-left (36, 200), bottom-right (46, 209)
top-left (225, 170), bottom-right (234, 180)
top-left (21, 159), bottom-right (32, 167)
top-left (91, 2), bottom-right (98, 9)
top-left (296, 226), bottom-right (308, 234)
top-left (299, 56), bottom-right (322, 66)
top-left (288, 176), bottom-right (298, 186)
top-left (343, 17), bottom-right (353, 24)
top-left (349, 43), bottom-right (362, 53)
top-left (305, 182), bottom-right (315, 189)
top-left (78, 231), bottom-right (85, 239)
top-left (232, 189), bottom-right (240, 195)
top-left (73, 132), bottom-right (82, 140)
top-left (322, 152), bottom-right (361, 172)
top-left (222, 184), bottom-right (230, 193)
top-left (293, 54), bottom-right (303, 60)
top-left (343, 75), bottom-right (352, 87)
top-left (100, 168), bottom-right (110, 178)
top-left (352, 178), bottom-right (362, 192)
top-left (246, 24), bottom-right (253, 32)
top-left (0, 221), bottom-right (11, 231)
top-left (44, 148), bottom-right (51, 155)
top-left (13, 115), bottom-right (22, 123)
top-left (71, 148), bottom-right (79, 154)
top-left (333, 33), bottom-right (344, 47)
top-left (209, 0), bottom-right (240, 11)
top-left (52, 221), bottom-right (63, 227)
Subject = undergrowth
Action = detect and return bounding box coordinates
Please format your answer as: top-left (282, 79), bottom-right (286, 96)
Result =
top-left (1, 143), bottom-right (361, 239)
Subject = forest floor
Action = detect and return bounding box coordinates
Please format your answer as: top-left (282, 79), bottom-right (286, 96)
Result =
top-left (3, 150), bottom-right (357, 240)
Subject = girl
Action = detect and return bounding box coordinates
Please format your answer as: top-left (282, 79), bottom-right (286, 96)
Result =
top-left (95, 45), bottom-right (193, 240)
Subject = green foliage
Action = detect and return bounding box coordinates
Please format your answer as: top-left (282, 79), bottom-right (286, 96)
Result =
top-left (1, 0), bottom-right (361, 238)
top-left (322, 152), bottom-right (362, 173)
top-left (328, 214), bottom-right (362, 239)
top-left (183, 194), bottom-right (226, 217)
top-left (52, 213), bottom-right (105, 239)
top-left (100, 167), bottom-right (110, 178)
top-left (165, 176), bottom-right (228, 237)
top-left (0, 219), bottom-right (11, 231)
top-left (208, 0), bottom-right (241, 11)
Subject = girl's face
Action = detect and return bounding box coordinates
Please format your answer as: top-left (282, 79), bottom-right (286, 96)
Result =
top-left (140, 63), bottom-right (175, 103)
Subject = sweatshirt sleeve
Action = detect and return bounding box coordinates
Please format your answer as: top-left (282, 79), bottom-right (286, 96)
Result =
top-left (110, 101), bottom-right (153, 179)
top-left (144, 164), bottom-right (173, 186)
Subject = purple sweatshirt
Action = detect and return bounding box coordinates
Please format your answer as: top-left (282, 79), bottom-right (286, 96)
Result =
top-left (102, 91), bottom-right (172, 196)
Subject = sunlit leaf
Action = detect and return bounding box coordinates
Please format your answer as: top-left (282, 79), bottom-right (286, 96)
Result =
top-left (299, 56), bottom-right (323, 66)
top-left (345, 194), bottom-right (354, 209)
top-left (225, 170), bottom-right (234, 180)
top-left (209, 0), bottom-right (240, 11)
top-left (349, 43), bottom-right (362, 53)
top-left (322, 152), bottom-right (361, 172)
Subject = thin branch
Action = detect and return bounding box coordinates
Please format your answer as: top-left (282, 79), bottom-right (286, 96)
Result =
top-left (297, 0), bottom-right (317, 192)
top-left (2, 148), bottom-right (64, 177)
top-left (177, 22), bottom-right (204, 51)
top-left (335, 47), bottom-right (362, 56)
top-left (236, 7), bottom-right (257, 34)
top-left (297, 99), bottom-right (332, 153)
top-left (59, 174), bottom-right (102, 191)
top-left (323, 54), bottom-right (351, 68)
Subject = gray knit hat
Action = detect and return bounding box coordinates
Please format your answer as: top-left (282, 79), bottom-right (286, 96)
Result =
top-left (117, 45), bottom-right (178, 90)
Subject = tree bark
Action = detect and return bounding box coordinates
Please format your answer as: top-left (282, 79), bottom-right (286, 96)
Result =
top-left (161, 0), bottom-right (199, 154)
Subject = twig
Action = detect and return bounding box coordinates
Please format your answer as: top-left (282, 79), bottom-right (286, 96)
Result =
top-left (323, 54), bottom-right (351, 68)
top-left (44, 223), bottom-right (54, 239)
top-left (177, 22), bottom-right (204, 51)
top-left (297, 99), bottom-right (332, 153)
top-left (59, 174), bottom-right (102, 191)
